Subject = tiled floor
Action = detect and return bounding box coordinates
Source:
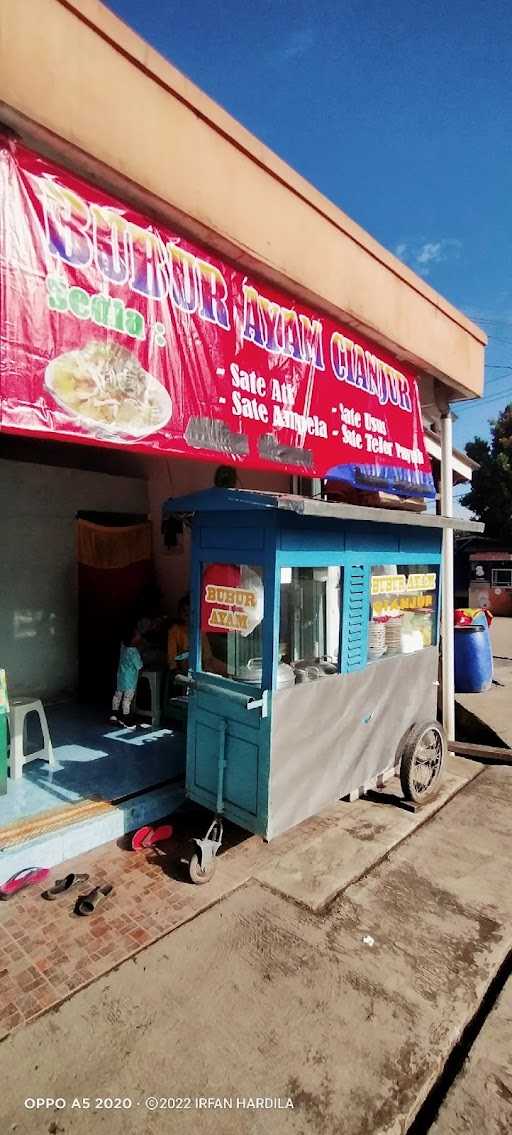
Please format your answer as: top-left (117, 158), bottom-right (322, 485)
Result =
top-left (0, 806), bottom-right (265, 1039)
top-left (0, 703), bottom-right (185, 828)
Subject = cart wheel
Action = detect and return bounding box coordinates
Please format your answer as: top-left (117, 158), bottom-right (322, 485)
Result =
top-left (400, 721), bottom-right (446, 804)
top-left (189, 852), bottom-right (217, 885)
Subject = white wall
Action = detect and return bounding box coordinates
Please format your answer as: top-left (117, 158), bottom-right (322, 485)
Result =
top-left (0, 450), bottom-right (289, 700)
top-left (0, 458), bottom-right (148, 700)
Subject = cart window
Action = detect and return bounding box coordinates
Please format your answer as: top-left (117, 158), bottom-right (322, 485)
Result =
top-left (279, 566), bottom-right (341, 673)
top-left (200, 563), bottom-right (264, 680)
top-left (368, 564), bottom-right (438, 662)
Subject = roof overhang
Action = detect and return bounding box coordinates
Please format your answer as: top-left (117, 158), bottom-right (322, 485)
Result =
top-left (424, 430), bottom-right (478, 483)
top-left (0, 0), bottom-right (486, 403)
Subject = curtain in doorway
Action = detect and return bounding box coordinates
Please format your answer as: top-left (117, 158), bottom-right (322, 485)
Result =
top-left (76, 519), bottom-right (152, 703)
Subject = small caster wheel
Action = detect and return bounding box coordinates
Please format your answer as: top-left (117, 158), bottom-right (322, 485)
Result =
top-left (189, 852), bottom-right (217, 885)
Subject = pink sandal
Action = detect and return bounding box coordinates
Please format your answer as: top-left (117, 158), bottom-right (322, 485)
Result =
top-left (131, 825), bottom-right (152, 850)
top-left (0, 866), bottom-right (50, 900)
top-left (131, 824), bottom-right (173, 850)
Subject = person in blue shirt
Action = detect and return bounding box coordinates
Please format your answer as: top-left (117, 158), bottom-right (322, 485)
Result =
top-left (111, 622), bottom-right (144, 723)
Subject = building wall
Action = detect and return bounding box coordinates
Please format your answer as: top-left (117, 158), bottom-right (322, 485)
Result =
top-left (145, 456), bottom-right (290, 616)
top-left (469, 582), bottom-right (512, 617)
top-left (0, 457), bottom-right (148, 699)
top-left (0, 0), bottom-right (486, 400)
top-left (469, 560), bottom-right (512, 617)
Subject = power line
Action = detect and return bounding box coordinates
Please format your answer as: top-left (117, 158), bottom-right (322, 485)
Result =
top-left (461, 319), bottom-right (512, 345)
top-left (465, 315), bottom-right (512, 326)
top-left (456, 387), bottom-right (512, 410)
top-left (484, 373), bottom-right (512, 387)
top-left (440, 321), bottom-right (512, 417)
top-left (486, 375), bottom-right (510, 388)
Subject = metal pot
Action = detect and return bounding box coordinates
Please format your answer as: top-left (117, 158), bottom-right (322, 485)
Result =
top-left (237, 657), bottom-right (296, 690)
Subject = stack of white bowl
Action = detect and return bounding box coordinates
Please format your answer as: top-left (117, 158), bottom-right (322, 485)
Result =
top-left (385, 617), bottom-right (403, 655)
top-left (368, 621), bottom-right (386, 660)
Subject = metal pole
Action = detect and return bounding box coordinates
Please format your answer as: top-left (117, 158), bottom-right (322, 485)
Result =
top-left (441, 412), bottom-right (455, 741)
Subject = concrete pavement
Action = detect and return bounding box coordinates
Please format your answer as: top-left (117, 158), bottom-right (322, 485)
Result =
top-left (0, 755), bottom-right (478, 1041)
top-left (490, 616), bottom-right (512, 660)
top-left (252, 754), bottom-right (481, 911)
top-left (456, 658), bottom-right (512, 748)
top-left (455, 616), bottom-right (512, 747)
top-left (2, 762), bottom-right (512, 1135)
top-left (431, 975), bottom-right (512, 1134)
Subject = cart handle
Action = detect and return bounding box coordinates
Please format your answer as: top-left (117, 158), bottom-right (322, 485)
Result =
top-left (177, 674), bottom-right (269, 717)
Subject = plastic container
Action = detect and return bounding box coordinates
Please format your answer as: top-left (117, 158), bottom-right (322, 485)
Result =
top-left (454, 623), bottom-right (493, 693)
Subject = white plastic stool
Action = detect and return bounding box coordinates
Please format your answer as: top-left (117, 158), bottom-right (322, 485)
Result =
top-left (134, 669), bottom-right (162, 728)
top-left (9, 699), bottom-right (56, 781)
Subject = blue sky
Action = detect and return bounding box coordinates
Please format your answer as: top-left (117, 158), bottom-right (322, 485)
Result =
top-left (110, 0), bottom-right (512, 464)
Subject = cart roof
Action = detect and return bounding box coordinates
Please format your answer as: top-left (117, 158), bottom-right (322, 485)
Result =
top-left (163, 488), bottom-right (483, 532)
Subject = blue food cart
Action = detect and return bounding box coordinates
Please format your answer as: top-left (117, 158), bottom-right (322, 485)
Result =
top-left (163, 487), bottom-right (454, 882)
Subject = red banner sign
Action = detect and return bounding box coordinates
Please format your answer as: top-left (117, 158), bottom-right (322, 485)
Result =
top-left (0, 138), bottom-right (434, 497)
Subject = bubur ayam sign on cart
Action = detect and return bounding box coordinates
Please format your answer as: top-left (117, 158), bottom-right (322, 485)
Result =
top-left (0, 137), bottom-right (434, 498)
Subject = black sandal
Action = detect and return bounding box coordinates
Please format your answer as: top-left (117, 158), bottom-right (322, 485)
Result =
top-left (42, 873), bottom-right (90, 901)
top-left (74, 883), bottom-right (113, 916)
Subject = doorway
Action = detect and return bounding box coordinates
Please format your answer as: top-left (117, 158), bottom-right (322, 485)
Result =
top-left (76, 510), bottom-right (153, 703)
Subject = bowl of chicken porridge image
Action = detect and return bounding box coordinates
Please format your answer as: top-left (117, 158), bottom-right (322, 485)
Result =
top-left (45, 340), bottom-right (172, 441)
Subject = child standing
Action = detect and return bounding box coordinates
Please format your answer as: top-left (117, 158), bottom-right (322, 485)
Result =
top-left (111, 625), bottom-right (143, 723)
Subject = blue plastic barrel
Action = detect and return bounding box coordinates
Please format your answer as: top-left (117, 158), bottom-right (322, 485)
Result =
top-left (454, 623), bottom-right (493, 693)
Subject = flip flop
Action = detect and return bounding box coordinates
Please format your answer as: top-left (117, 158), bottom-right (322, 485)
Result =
top-left (0, 867), bottom-right (50, 900)
top-left (131, 825), bottom-right (152, 850)
top-left (75, 883), bottom-right (113, 916)
top-left (141, 824), bottom-right (173, 848)
top-left (42, 872), bottom-right (90, 901)
top-left (131, 824), bottom-right (173, 850)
